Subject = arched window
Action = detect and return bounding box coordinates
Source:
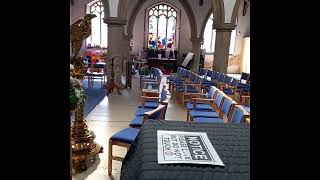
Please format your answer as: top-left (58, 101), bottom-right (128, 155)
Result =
top-left (86, 0), bottom-right (108, 48)
top-left (202, 13), bottom-right (236, 54)
top-left (147, 4), bottom-right (177, 50)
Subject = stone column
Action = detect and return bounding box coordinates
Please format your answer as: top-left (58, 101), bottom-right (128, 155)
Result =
top-left (190, 37), bottom-right (202, 74)
top-left (104, 18), bottom-right (127, 88)
top-left (212, 25), bottom-right (235, 73)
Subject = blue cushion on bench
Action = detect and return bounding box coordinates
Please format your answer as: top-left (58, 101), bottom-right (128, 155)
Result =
top-left (223, 88), bottom-right (234, 95)
top-left (190, 110), bottom-right (219, 118)
top-left (135, 107), bottom-right (155, 116)
top-left (177, 86), bottom-right (198, 93)
top-left (110, 127), bottom-right (140, 144)
top-left (138, 101), bottom-right (160, 108)
top-left (242, 105), bottom-right (250, 114)
top-left (129, 116), bottom-right (144, 127)
top-left (193, 117), bottom-right (224, 123)
top-left (186, 102), bottom-right (212, 110)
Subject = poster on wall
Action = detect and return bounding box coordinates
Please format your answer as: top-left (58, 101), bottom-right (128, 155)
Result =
top-left (157, 130), bottom-right (224, 166)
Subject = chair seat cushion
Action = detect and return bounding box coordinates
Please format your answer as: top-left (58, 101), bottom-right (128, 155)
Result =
top-left (138, 101), bottom-right (160, 108)
top-left (223, 88), bottom-right (234, 95)
top-left (129, 116), bottom-right (144, 127)
top-left (190, 110), bottom-right (219, 118)
top-left (177, 86), bottom-right (198, 93)
top-left (193, 117), bottom-right (224, 123)
top-left (242, 105), bottom-right (250, 114)
top-left (186, 102), bottom-right (212, 110)
top-left (135, 107), bottom-right (156, 116)
top-left (202, 82), bottom-right (217, 87)
top-left (110, 127), bottom-right (140, 144)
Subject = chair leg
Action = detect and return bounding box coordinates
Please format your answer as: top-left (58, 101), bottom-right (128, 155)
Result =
top-left (187, 110), bottom-right (189, 122)
top-left (108, 140), bottom-right (113, 175)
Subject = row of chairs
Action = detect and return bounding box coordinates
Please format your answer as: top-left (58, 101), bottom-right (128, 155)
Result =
top-left (168, 67), bottom-right (250, 106)
top-left (186, 86), bottom-right (250, 124)
top-left (108, 84), bottom-right (171, 175)
top-left (140, 67), bottom-right (163, 92)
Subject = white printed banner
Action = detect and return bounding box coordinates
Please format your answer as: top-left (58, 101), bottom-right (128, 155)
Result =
top-left (157, 130), bottom-right (224, 166)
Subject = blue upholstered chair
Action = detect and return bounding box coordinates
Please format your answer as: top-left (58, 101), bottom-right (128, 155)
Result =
top-left (130, 88), bottom-right (171, 127)
top-left (189, 91), bottom-right (226, 121)
top-left (199, 68), bottom-right (207, 78)
top-left (108, 127), bottom-right (139, 175)
top-left (201, 70), bottom-right (218, 93)
top-left (240, 94), bottom-right (250, 114)
top-left (220, 77), bottom-right (238, 99)
top-left (229, 105), bottom-right (250, 124)
top-left (185, 86), bottom-right (219, 121)
top-left (108, 104), bottom-right (168, 175)
top-left (193, 103), bottom-right (249, 124)
top-left (178, 74), bottom-right (203, 105)
top-left (193, 96), bottom-right (237, 123)
top-left (140, 69), bottom-right (162, 92)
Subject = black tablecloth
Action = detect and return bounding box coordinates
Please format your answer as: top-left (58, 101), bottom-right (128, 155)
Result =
top-left (121, 121), bottom-right (250, 180)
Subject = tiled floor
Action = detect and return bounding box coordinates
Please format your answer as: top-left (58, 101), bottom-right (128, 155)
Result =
top-left (72, 76), bottom-right (187, 180)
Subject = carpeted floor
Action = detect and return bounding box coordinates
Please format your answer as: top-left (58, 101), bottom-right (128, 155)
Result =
top-left (82, 79), bottom-right (106, 117)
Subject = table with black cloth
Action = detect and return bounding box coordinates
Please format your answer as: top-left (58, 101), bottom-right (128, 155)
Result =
top-left (121, 120), bottom-right (250, 180)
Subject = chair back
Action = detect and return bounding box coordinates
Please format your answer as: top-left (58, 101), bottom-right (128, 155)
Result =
top-left (208, 86), bottom-right (219, 99)
top-left (230, 78), bottom-right (239, 86)
top-left (177, 67), bottom-right (182, 75)
top-left (206, 70), bottom-right (213, 79)
top-left (213, 72), bottom-right (221, 81)
top-left (199, 68), bottom-right (207, 77)
top-left (214, 91), bottom-right (224, 110)
top-left (240, 72), bottom-right (250, 84)
top-left (219, 96), bottom-right (237, 119)
top-left (229, 105), bottom-right (250, 123)
top-left (219, 74), bottom-right (226, 82)
top-left (224, 76), bottom-right (232, 84)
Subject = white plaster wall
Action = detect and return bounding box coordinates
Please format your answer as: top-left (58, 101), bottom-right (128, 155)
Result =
top-left (234, 1), bottom-right (250, 55)
top-left (186, 0), bottom-right (212, 38)
top-left (70, 0), bottom-right (94, 24)
top-left (131, 0), bottom-right (192, 56)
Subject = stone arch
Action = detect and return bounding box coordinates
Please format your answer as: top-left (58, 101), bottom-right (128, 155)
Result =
top-left (199, 8), bottom-right (213, 39)
top-left (127, 0), bottom-right (197, 39)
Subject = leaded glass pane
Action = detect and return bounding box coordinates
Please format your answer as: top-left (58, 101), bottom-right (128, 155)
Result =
top-left (166, 17), bottom-right (176, 49)
top-left (148, 15), bottom-right (157, 49)
top-left (157, 15), bottom-right (167, 49)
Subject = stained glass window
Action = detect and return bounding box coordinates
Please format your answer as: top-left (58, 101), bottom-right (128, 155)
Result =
top-left (148, 4), bottom-right (177, 49)
top-left (86, 1), bottom-right (108, 48)
top-left (202, 13), bottom-right (236, 54)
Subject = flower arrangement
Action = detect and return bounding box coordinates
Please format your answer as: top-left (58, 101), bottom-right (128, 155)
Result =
top-left (70, 74), bottom-right (87, 111)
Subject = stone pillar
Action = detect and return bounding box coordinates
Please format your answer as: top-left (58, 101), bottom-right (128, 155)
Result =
top-left (212, 25), bottom-right (234, 73)
top-left (122, 34), bottom-right (131, 76)
top-left (190, 38), bottom-right (202, 74)
top-left (104, 18), bottom-right (127, 88)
